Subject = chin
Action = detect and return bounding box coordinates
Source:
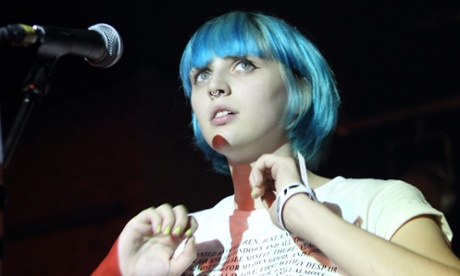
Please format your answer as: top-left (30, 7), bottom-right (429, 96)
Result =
top-left (210, 134), bottom-right (231, 151)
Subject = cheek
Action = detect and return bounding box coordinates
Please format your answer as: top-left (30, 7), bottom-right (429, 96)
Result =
top-left (191, 96), bottom-right (205, 121)
top-left (255, 85), bottom-right (288, 113)
top-left (191, 95), bottom-right (210, 136)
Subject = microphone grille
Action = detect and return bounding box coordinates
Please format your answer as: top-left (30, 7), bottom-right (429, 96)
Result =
top-left (86, 23), bottom-right (123, 68)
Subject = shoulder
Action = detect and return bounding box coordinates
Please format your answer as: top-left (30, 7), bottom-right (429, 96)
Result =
top-left (317, 176), bottom-right (423, 200)
top-left (320, 177), bottom-right (451, 240)
top-left (319, 176), bottom-right (430, 216)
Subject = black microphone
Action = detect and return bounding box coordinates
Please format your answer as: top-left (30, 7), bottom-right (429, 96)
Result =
top-left (0, 23), bottom-right (123, 68)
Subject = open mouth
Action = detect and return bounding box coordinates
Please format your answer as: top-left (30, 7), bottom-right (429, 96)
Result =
top-left (214, 110), bottom-right (234, 119)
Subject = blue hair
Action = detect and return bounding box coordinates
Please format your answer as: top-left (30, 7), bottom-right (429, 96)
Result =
top-left (179, 11), bottom-right (340, 174)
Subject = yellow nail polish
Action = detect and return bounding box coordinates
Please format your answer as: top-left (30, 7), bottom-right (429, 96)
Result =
top-left (185, 228), bottom-right (193, 237)
top-left (173, 226), bottom-right (182, 235)
top-left (156, 224), bottom-right (162, 234)
top-left (163, 225), bottom-right (172, 235)
top-left (251, 189), bottom-right (257, 198)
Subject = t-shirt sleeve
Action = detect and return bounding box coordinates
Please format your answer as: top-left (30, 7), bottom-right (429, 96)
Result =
top-left (91, 238), bottom-right (121, 276)
top-left (370, 180), bottom-right (453, 241)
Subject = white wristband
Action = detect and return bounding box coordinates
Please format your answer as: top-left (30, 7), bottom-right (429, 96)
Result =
top-left (276, 183), bottom-right (316, 231)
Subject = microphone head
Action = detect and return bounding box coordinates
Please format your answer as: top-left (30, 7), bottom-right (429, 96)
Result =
top-left (86, 23), bottom-right (123, 68)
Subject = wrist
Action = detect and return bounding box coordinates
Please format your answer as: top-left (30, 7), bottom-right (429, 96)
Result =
top-left (276, 183), bottom-right (316, 231)
top-left (282, 193), bottom-right (317, 234)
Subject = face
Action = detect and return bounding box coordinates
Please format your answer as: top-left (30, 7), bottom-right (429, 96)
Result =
top-left (190, 56), bottom-right (289, 164)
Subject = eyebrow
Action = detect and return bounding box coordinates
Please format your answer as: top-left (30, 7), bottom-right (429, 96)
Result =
top-left (189, 66), bottom-right (209, 77)
top-left (190, 56), bottom-right (250, 72)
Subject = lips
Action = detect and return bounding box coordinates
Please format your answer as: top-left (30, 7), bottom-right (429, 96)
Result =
top-left (211, 105), bottom-right (237, 126)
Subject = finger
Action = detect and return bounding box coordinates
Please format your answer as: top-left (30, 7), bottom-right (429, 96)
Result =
top-left (250, 155), bottom-right (282, 199)
top-left (170, 236), bottom-right (197, 275)
top-left (126, 207), bottom-right (163, 237)
top-left (185, 215), bottom-right (199, 237)
top-left (251, 154), bottom-right (301, 189)
top-left (175, 215), bottom-right (199, 238)
top-left (155, 203), bottom-right (177, 235)
top-left (170, 205), bottom-right (192, 237)
top-left (118, 207), bottom-right (165, 261)
top-left (250, 156), bottom-right (268, 188)
top-left (249, 157), bottom-right (271, 199)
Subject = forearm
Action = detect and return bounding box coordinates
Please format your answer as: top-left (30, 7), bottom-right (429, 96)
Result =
top-left (283, 194), bottom-right (460, 276)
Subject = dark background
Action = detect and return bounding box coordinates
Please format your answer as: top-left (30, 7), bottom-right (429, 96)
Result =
top-left (1, 1), bottom-right (459, 274)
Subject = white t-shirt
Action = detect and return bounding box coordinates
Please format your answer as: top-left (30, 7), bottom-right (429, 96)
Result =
top-left (176, 177), bottom-right (453, 275)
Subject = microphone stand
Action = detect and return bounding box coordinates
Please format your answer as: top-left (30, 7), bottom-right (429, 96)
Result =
top-left (0, 52), bottom-right (58, 275)
top-left (4, 55), bottom-right (57, 168)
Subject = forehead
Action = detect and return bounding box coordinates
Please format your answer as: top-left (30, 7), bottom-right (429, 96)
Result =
top-left (185, 20), bottom-right (271, 71)
top-left (191, 55), bottom-right (279, 70)
top-left (188, 39), bottom-right (266, 71)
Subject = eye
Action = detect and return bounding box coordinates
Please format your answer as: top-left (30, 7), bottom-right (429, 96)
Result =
top-left (193, 69), bottom-right (212, 84)
top-left (234, 59), bottom-right (257, 72)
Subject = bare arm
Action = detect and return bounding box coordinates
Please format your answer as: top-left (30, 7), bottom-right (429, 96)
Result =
top-left (250, 154), bottom-right (460, 276)
top-left (285, 195), bottom-right (460, 275)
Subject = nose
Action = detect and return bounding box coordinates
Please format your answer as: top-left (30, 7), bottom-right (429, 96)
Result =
top-left (209, 89), bottom-right (228, 98)
top-left (207, 72), bottom-right (230, 99)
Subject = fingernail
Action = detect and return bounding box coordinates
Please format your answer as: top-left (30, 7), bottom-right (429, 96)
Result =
top-left (185, 228), bottom-right (193, 237)
top-left (251, 188), bottom-right (257, 198)
top-left (173, 226), bottom-right (182, 236)
top-left (163, 225), bottom-right (172, 235)
top-left (156, 224), bottom-right (162, 234)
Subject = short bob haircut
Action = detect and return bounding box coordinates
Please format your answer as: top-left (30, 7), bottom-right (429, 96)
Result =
top-left (179, 11), bottom-right (340, 174)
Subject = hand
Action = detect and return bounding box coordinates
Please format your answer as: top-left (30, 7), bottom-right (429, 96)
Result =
top-left (249, 154), bottom-right (304, 228)
top-left (118, 204), bottom-right (198, 276)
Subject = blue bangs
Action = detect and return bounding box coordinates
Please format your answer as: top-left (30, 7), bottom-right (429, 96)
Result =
top-left (180, 12), bottom-right (269, 97)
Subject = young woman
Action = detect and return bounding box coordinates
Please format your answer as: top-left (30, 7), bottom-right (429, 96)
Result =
top-left (93, 11), bottom-right (460, 275)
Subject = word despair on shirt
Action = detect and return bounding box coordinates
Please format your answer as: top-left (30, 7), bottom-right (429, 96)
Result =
top-left (185, 232), bottom-right (340, 275)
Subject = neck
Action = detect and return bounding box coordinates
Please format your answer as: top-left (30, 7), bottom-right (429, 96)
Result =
top-left (227, 144), bottom-right (332, 211)
top-left (229, 143), bottom-right (293, 211)
top-left (230, 163), bottom-right (259, 211)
